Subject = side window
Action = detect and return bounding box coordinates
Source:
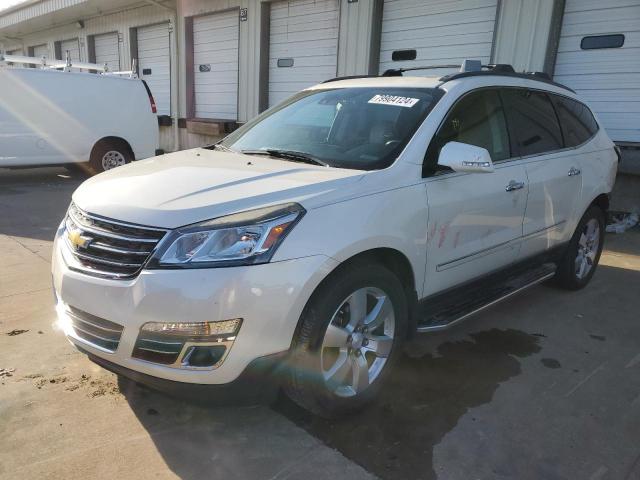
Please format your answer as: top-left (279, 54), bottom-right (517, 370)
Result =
top-left (501, 89), bottom-right (564, 157)
top-left (425, 89), bottom-right (511, 173)
top-left (551, 95), bottom-right (599, 147)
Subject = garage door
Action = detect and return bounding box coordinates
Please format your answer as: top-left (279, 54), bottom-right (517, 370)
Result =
top-left (193, 10), bottom-right (239, 120)
top-left (31, 44), bottom-right (49, 60)
top-left (94, 32), bottom-right (121, 72)
top-left (554, 0), bottom-right (640, 143)
top-left (60, 38), bottom-right (81, 63)
top-left (268, 0), bottom-right (339, 107)
top-left (138, 23), bottom-right (171, 116)
top-left (379, 0), bottom-right (498, 75)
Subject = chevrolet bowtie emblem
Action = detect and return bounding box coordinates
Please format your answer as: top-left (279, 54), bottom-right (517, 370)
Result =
top-left (68, 229), bottom-right (92, 250)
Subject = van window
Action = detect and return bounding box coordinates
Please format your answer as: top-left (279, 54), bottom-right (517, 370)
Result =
top-left (425, 89), bottom-right (510, 172)
top-left (501, 89), bottom-right (564, 157)
top-left (551, 95), bottom-right (599, 147)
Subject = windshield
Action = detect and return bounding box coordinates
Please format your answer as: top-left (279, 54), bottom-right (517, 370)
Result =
top-left (219, 87), bottom-right (443, 170)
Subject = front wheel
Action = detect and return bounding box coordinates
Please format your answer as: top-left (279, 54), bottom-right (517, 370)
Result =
top-left (554, 205), bottom-right (605, 290)
top-left (285, 262), bottom-right (408, 418)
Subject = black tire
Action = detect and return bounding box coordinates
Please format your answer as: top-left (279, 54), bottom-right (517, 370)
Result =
top-left (554, 205), bottom-right (605, 290)
top-left (284, 262), bottom-right (408, 418)
top-left (89, 140), bottom-right (133, 174)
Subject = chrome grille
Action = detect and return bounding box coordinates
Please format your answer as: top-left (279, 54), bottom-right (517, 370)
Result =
top-left (67, 306), bottom-right (124, 352)
top-left (63, 203), bottom-right (167, 279)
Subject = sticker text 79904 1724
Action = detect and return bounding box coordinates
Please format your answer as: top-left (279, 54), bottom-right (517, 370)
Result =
top-left (368, 95), bottom-right (420, 108)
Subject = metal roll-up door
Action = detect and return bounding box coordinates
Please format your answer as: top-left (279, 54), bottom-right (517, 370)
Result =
top-left (379, 0), bottom-right (498, 75)
top-left (554, 0), bottom-right (640, 143)
top-left (60, 38), bottom-right (81, 63)
top-left (193, 10), bottom-right (240, 120)
top-left (138, 23), bottom-right (171, 116)
top-left (94, 32), bottom-right (121, 72)
top-left (31, 44), bottom-right (49, 60)
top-left (268, 0), bottom-right (339, 107)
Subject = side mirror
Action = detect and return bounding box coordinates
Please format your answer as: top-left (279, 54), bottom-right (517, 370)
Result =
top-left (437, 141), bottom-right (495, 174)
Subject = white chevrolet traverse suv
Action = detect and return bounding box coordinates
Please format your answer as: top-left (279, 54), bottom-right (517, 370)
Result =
top-left (52, 62), bottom-right (618, 417)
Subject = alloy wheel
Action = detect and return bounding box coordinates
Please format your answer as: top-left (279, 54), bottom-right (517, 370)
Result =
top-left (320, 287), bottom-right (395, 398)
top-left (575, 218), bottom-right (600, 280)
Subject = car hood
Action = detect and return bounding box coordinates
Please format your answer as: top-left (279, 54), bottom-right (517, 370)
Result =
top-left (72, 148), bottom-right (365, 228)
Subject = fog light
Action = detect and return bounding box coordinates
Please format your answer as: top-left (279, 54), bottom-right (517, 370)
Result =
top-left (182, 345), bottom-right (227, 367)
top-left (133, 319), bottom-right (242, 368)
top-left (140, 319), bottom-right (241, 339)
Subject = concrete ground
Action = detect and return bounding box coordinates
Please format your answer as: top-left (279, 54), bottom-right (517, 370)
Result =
top-left (1, 167), bottom-right (640, 480)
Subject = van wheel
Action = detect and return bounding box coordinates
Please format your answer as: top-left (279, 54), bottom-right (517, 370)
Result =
top-left (554, 205), bottom-right (605, 290)
top-left (90, 140), bottom-right (132, 174)
top-left (285, 263), bottom-right (407, 418)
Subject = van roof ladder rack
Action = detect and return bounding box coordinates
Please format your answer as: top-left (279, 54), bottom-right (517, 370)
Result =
top-left (0, 51), bottom-right (138, 78)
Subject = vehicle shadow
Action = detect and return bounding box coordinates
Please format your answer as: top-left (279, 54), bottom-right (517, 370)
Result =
top-left (116, 328), bottom-right (540, 480)
top-left (273, 328), bottom-right (542, 480)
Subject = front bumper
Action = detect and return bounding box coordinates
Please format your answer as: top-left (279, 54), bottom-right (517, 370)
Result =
top-left (52, 236), bottom-right (338, 385)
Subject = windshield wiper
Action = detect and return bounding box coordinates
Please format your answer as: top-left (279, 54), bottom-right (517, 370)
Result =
top-left (241, 148), bottom-right (329, 167)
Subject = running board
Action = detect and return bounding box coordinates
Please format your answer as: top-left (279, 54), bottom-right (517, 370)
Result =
top-left (416, 263), bottom-right (557, 333)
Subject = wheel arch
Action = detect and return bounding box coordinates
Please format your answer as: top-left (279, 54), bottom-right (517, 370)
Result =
top-left (90, 136), bottom-right (136, 162)
top-left (590, 193), bottom-right (610, 213)
top-left (299, 247), bottom-right (419, 341)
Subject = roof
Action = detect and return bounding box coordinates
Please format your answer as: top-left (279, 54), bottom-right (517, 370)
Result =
top-left (307, 72), bottom-right (577, 98)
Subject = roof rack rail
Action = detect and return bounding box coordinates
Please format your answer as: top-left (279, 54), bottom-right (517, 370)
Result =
top-left (439, 62), bottom-right (575, 94)
top-left (319, 60), bottom-right (574, 94)
top-left (381, 61), bottom-right (515, 77)
top-left (322, 74), bottom-right (378, 84)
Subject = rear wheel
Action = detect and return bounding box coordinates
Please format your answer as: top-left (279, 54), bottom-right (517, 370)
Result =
top-left (285, 262), bottom-right (408, 418)
top-left (554, 205), bottom-right (605, 290)
top-left (89, 139), bottom-right (132, 174)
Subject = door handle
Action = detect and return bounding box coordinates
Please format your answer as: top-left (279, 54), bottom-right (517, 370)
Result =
top-left (505, 180), bottom-right (525, 192)
top-left (568, 167), bottom-right (581, 177)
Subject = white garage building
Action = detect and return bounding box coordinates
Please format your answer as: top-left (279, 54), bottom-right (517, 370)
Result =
top-left (0, 0), bottom-right (638, 180)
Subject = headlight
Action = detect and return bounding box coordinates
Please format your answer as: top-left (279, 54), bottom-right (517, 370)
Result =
top-left (147, 203), bottom-right (305, 268)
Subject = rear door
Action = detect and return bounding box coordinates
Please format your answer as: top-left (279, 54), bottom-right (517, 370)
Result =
top-left (501, 88), bottom-right (582, 257)
top-left (423, 89), bottom-right (528, 295)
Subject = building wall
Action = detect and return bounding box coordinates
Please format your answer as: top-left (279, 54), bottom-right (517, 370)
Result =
top-left (16, 3), bottom-right (173, 70)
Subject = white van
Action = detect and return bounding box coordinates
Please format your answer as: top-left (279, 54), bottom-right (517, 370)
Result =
top-left (0, 65), bottom-right (159, 174)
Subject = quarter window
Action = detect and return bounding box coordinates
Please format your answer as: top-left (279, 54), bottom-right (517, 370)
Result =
top-left (551, 95), bottom-right (599, 147)
top-left (501, 89), bottom-right (564, 157)
top-left (425, 89), bottom-right (511, 173)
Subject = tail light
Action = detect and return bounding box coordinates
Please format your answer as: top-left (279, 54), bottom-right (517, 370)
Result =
top-left (141, 80), bottom-right (157, 114)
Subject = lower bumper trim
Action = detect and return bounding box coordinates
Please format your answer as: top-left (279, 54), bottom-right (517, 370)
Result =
top-left (78, 346), bottom-right (289, 406)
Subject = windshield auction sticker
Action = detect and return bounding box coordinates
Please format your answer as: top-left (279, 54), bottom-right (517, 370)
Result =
top-left (368, 95), bottom-right (420, 108)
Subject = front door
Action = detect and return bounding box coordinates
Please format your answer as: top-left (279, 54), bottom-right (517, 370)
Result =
top-left (422, 89), bottom-right (527, 296)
